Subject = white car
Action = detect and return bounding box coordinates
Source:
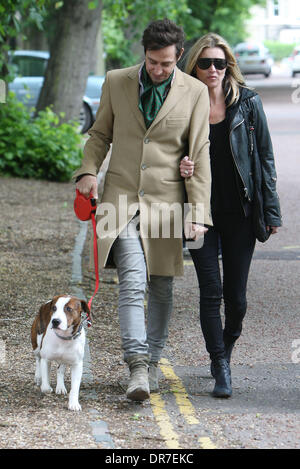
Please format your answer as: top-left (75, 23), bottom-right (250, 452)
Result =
top-left (234, 42), bottom-right (273, 78)
top-left (290, 46), bottom-right (300, 77)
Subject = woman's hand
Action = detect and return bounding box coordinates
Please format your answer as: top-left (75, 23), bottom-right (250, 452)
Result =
top-left (267, 226), bottom-right (279, 235)
top-left (180, 156), bottom-right (194, 178)
top-left (184, 222), bottom-right (208, 241)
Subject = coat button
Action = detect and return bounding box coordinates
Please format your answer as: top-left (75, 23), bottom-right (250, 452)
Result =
top-left (144, 138), bottom-right (150, 144)
top-left (141, 163), bottom-right (147, 170)
top-left (139, 190), bottom-right (145, 197)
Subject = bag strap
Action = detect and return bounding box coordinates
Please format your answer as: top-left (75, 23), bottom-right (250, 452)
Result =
top-left (248, 97), bottom-right (256, 158)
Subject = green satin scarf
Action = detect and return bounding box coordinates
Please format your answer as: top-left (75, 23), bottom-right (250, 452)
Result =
top-left (139, 64), bottom-right (174, 129)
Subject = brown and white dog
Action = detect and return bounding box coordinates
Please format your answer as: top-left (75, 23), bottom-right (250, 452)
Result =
top-left (31, 295), bottom-right (90, 411)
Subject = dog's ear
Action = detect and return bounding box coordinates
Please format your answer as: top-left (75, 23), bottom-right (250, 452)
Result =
top-left (37, 298), bottom-right (57, 334)
top-left (31, 300), bottom-right (53, 349)
top-left (80, 299), bottom-right (92, 320)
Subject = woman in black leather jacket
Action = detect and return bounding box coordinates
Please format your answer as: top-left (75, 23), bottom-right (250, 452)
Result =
top-left (180, 33), bottom-right (282, 398)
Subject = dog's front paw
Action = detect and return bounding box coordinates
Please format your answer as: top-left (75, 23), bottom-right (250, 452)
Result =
top-left (56, 384), bottom-right (67, 395)
top-left (68, 399), bottom-right (82, 411)
top-left (34, 376), bottom-right (41, 386)
top-left (41, 384), bottom-right (53, 394)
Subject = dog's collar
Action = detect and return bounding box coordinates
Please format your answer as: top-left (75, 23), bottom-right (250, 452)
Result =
top-left (53, 314), bottom-right (89, 341)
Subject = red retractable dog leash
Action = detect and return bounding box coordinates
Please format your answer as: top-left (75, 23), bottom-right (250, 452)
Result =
top-left (74, 189), bottom-right (99, 325)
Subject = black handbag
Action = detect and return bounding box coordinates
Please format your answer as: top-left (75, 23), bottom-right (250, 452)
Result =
top-left (249, 106), bottom-right (271, 243)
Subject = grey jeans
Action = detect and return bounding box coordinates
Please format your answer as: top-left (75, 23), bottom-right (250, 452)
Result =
top-left (112, 216), bottom-right (173, 362)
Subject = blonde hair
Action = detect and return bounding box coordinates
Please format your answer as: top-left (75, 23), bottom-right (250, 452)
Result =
top-left (185, 33), bottom-right (246, 107)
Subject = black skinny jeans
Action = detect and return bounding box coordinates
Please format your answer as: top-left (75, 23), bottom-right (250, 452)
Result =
top-left (189, 214), bottom-right (256, 361)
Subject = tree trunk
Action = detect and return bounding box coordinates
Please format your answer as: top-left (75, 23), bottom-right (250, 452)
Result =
top-left (35, 0), bottom-right (102, 124)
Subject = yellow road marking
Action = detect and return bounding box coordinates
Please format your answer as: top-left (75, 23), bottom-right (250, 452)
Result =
top-left (150, 358), bottom-right (217, 449)
top-left (199, 436), bottom-right (217, 449)
top-left (282, 245), bottom-right (300, 250)
top-left (184, 260), bottom-right (194, 266)
top-left (159, 358), bottom-right (199, 425)
top-left (150, 393), bottom-right (181, 449)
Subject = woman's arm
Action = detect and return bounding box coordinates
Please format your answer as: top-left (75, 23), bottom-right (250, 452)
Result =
top-left (251, 95), bottom-right (282, 228)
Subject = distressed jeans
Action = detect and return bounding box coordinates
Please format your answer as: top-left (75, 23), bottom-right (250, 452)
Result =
top-left (112, 216), bottom-right (174, 362)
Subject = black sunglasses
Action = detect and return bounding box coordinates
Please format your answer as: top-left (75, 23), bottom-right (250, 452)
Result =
top-left (196, 58), bottom-right (227, 70)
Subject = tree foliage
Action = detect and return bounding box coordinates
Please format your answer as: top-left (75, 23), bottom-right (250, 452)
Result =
top-left (0, 92), bottom-right (83, 181)
top-left (0, 0), bottom-right (48, 82)
top-left (0, 0), bottom-right (266, 116)
top-left (0, 0), bottom-right (267, 75)
top-left (102, 0), bottom-right (266, 68)
top-left (187, 0), bottom-right (266, 46)
top-left (102, 0), bottom-right (198, 68)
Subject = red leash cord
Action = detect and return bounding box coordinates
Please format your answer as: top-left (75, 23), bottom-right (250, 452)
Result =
top-left (88, 210), bottom-right (99, 315)
top-left (74, 189), bottom-right (99, 326)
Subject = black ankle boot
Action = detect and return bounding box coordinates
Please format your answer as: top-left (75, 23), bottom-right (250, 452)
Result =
top-left (211, 358), bottom-right (232, 398)
top-left (224, 341), bottom-right (235, 364)
top-left (211, 342), bottom-right (235, 378)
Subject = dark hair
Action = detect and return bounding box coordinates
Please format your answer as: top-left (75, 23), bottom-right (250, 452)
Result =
top-left (142, 18), bottom-right (185, 59)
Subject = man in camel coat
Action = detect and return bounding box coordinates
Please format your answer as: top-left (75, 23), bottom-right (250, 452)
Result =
top-left (75, 19), bottom-right (212, 401)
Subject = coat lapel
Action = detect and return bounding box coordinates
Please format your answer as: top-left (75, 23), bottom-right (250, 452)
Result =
top-left (146, 67), bottom-right (188, 133)
top-left (123, 64), bottom-right (146, 132)
top-left (123, 65), bottom-right (189, 134)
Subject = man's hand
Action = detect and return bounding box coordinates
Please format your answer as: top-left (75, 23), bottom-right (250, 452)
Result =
top-left (76, 175), bottom-right (98, 199)
top-left (184, 222), bottom-right (208, 241)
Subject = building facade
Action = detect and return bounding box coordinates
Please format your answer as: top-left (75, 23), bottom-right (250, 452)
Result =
top-left (247, 0), bottom-right (300, 43)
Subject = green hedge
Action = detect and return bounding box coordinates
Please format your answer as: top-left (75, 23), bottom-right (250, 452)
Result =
top-left (0, 92), bottom-right (83, 182)
top-left (264, 41), bottom-right (297, 61)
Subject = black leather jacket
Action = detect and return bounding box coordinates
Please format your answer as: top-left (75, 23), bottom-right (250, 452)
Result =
top-left (227, 87), bottom-right (282, 227)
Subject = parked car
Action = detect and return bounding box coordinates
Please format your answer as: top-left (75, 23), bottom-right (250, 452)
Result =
top-left (8, 50), bottom-right (104, 133)
top-left (234, 42), bottom-right (273, 78)
top-left (289, 45), bottom-right (300, 77)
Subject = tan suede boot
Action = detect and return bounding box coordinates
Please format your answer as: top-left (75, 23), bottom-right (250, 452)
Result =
top-left (125, 354), bottom-right (150, 401)
top-left (149, 361), bottom-right (159, 392)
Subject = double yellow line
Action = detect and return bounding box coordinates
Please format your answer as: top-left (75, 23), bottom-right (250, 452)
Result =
top-left (150, 358), bottom-right (217, 449)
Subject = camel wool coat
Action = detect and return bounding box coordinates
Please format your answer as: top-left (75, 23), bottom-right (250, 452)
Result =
top-left (74, 64), bottom-right (212, 277)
